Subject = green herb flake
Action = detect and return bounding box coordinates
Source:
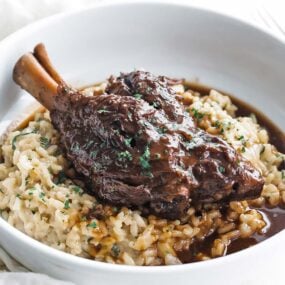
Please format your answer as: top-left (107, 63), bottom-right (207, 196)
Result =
top-left (124, 138), bottom-right (133, 148)
top-left (72, 186), bottom-right (83, 196)
top-left (139, 145), bottom-right (151, 171)
top-left (158, 126), bottom-right (167, 134)
top-left (237, 135), bottom-right (244, 141)
top-left (16, 194), bottom-right (22, 199)
top-left (151, 101), bottom-right (159, 108)
top-left (98, 107), bottom-right (111, 114)
top-left (241, 146), bottom-right (246, 153)
top-left (185, 140), bottom-right (196, 151)
top-left (85, 140), bottom-right (94, 149)
top-left (117, 151), bottom-right (133, 162)
top-left (12, 130), bottom-right (37, 150)
top-left (214, 121), bottom-right (221, 129)
top-left (111, 244), bottom-right (121, 258)
top-left (28, 187), bottom-right (36, 195)
top-left (64, 199), bottom-right (71, 209)
top-left (40, 136), bottom-right (50, 149)
top-left (218, 166), bottom-right (225, 174)
top-left (71, 142), bottom-right (80, 153)
top-left (55, 171), bottom-right (66, 184)
top-left (87, 221), bottom-right (97, 229)
top-left (90, 150), bottom-right (98, 159)
top-left (25, 176), bottom-right (30, 186)
top-left (191, 108), bottom-right (204, 120)
top-left (39, 192), bottom-right (45, 201)
top-left (133, 93), bottom-right (142, 100)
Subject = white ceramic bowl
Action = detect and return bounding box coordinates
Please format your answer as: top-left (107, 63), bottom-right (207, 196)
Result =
top-left (0, 1), bottom-right (284, 284)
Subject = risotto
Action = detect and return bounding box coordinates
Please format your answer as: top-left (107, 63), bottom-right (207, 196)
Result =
top-left (0, 84), bottom-right (284, 265)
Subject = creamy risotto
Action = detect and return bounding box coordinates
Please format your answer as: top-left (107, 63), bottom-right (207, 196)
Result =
top-left (0, 84), bottom-right (284, 265)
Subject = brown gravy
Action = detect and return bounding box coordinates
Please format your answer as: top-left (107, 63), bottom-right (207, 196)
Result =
top-left (177, 82), bottom-right (285, 263)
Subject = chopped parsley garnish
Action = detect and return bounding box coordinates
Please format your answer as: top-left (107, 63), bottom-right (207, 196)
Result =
top-left (241, 146), bottom-right (246, 153)
top-left (237, 135), bottom-right (244, 141)
top-left (40, 136), bottom-right (50, 149)
top-left (87, 221), bottom-right (97, 228)
top-left (117, 151), bottom-right (132, 162)
top-left (191, 108), bottom-right (204, 120)
top-left (71, 142), bottom-right (80, 153)
top-left (98, 107), bottom-right (111, 114)
top-left (90, 150), bottom-right (98, 159)
top-left (39, 192), bottom-right (45, 201)
top-left (218, 166), bottom-right (225, 173)
top-left (12, 130), bottom-right (37, 150)
top-left (133, 93), bottom-right (142, 100)
top-left (139, 145), bottom-right (151, 171)
top-left (184, 140), bottom-right (196, 150)
top-left (124, 137), bottom-right (133, 148)
top-left (25, 176), bottom-right (30, 186)
top-left (72, 185), bottom-right (83, 195)
top-left (16, 194), bottom-right (22, 199)
top-left (55, 171), bottom-right (66, 184)
top-left (151, 101), bottom-right (160, 108)
top-left (28, 187), bottom-right (36, 195)
top-left (111, 244), bottom-right (121, 258)
top-left (157, 126), bottom-right (167, 134)
top-left (214, 121), bottom-right (221, 128)
top-left (64, 199), bottom-right (71, 209)
top-left (213, 121), bottom-right (226, 134)
top-left (85, 140), bottom-right (94, 149)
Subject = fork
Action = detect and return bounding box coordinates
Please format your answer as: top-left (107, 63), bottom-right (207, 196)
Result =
top-left (252, 4), bottom-right (285, 41)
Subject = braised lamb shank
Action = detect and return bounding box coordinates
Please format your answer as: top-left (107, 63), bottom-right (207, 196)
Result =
top-left (13, 44), bottom-right (264, 219)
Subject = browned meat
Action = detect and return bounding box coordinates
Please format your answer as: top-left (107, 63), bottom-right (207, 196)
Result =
top-left (13, 44), bottom-right (264, 219)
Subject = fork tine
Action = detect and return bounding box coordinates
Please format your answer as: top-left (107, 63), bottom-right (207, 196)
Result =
top-left (261, 5), bottom-right (285, 37)
top-left (255, 5), bottom-right (285, 40)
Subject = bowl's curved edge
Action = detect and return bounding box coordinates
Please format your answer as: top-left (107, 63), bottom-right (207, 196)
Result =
top-left (0, 0), bottom-right (284, 273)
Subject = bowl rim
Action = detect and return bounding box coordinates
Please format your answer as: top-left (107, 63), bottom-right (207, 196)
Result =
top-left (0, 0), bottom-right (284, 273)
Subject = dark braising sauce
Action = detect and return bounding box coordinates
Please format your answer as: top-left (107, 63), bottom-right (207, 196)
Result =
top-left (177, 82), bottom-right (285, 263)
top-left (227, 205), bottom-right (285, 254)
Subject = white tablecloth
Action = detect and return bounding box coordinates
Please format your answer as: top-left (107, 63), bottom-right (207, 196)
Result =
top-left (0, 0), bottom-right (284, 284)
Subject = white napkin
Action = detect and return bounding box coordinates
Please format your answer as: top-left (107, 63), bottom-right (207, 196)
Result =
top-left (0, 0), bottom-right (284, 284)
top-left (0, 273), bottom-right (74, 285)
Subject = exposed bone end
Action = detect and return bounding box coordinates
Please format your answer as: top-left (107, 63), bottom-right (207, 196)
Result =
top-left (13, 52), bottom-right (57, 110)
top-left (33, 43), bottom-right (63, 84)
top-left (13, 43), bottom-right (66, 111)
